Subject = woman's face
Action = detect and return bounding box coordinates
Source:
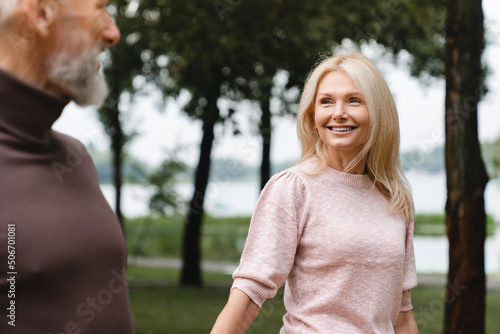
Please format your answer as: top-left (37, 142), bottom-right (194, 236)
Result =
top-left (314, 70), bottom-right (370, 160)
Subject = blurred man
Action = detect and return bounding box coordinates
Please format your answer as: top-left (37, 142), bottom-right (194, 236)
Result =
top-left (0, 0), bottom-right (134, 332)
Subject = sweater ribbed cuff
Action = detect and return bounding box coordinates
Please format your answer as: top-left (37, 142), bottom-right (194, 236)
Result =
top-left (232, 278), bottom-right (277, 308)
top-left (400, 290), bottom-right (413, 312)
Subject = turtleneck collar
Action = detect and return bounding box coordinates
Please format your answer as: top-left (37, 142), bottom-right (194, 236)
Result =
top-left (0, 68), bottom-right (70, 146)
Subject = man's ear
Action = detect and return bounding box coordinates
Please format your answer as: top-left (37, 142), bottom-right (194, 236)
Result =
top-left (23, 0), bottom-right (60, 37)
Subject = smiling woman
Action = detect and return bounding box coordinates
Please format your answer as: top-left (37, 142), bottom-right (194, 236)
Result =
top-left (298, 52), bottom-right (413, 222)
top-left (211, 53), bottom-right (419, 334)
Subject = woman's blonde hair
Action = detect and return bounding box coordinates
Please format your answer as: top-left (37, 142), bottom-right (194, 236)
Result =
top-left (297, 52), bottom-right (414, 222)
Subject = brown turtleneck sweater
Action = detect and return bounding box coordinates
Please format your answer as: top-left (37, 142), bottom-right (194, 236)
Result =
top-left (0, 69), bottom-right (134, 333)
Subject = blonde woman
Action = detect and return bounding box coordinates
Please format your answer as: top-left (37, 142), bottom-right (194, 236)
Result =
top-left (211, 53), bottom-right (418, 333)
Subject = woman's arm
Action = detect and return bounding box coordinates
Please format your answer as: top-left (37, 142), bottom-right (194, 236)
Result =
top-left (394, 310), bottom-right (419, 334)
top-left (211, 288), bottom-right (261, 334)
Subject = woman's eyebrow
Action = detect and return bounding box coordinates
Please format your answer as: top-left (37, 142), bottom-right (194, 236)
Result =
top-left (316, 91), bottom-right (364, 97)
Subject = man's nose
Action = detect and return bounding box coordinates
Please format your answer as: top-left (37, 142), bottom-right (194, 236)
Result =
top-left (103, 13), bottom-right (121, 47)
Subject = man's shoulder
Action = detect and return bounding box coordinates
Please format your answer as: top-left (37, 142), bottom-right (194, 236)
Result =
top-left (52, 130), bottom-right (90, 154)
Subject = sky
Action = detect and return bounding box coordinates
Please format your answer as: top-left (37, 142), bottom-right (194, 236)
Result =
top-left (53, 0), bottom-right (500, 168)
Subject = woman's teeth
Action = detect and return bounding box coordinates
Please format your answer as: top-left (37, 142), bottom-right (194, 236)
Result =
top-left (329, 127), bottom-right (355, 132)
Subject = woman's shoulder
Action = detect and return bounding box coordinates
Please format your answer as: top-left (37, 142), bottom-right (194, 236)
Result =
top-left (256, 161), bottom-right (314, 215)
top-left (262, 159), bottom-right (322, 197)
top-left (270, 159), bottom-right (318, 184)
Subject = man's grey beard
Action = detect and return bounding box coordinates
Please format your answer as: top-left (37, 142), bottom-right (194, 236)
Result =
top-left (47, 45), bottom-right (109, 107)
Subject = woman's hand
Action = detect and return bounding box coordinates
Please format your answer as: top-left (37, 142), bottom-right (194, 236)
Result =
top-left (211, 288), bottom-right (260, 334)
top-left (394, 310), bottom-right (419, 334)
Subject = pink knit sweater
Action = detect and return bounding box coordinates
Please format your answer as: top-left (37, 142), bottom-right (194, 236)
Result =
top-left (232, 158), bottom-right (417, 333)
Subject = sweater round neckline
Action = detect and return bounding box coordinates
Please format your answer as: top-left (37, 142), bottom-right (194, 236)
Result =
top-left (298, 158), bottom-right (375, 190)
top-left (323, 164), bottom-right (374, 189)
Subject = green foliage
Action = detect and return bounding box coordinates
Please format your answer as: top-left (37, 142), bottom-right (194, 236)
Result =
top-left (148, 157), bottom-right (187, 215)
top-left (110, 0), bottom-right (447, 124)
top-left (367, 0), bottom-right (447, 78)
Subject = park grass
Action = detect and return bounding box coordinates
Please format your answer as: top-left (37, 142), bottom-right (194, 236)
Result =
top-left (127, 266), bottom-right (500, 334)
top-left (127, 267), bottom-right (286, 334)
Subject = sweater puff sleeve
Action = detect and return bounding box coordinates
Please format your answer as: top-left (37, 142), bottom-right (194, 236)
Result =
top-left (231, 169), bottom-right (308, 308)
top-left (400, 219), bottom-right (418, 312)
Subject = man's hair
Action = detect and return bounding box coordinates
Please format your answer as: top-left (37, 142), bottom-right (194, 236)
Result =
top-left (0, 0), bottom-right (19, 26)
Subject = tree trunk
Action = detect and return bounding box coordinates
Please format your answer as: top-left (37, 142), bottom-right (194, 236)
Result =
top-left (180, 96), bottom-right (219, 287)
top-left (260, 94), bottom-right (272, 190)
top-left (100, 97), bottom-right (125, 233)
top-left (111, 110), bottom-right (124, 230)
top-left (444, 0), bottom-right (488, 332)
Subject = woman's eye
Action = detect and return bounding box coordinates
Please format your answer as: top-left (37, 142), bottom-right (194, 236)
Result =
top-left (320, 99), bottom-right (331, 105)
top-left (350, 97), bottom-right (362, 104)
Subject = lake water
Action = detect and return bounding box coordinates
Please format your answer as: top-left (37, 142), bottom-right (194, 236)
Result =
top-left (101, 171), bottom-right (500, 274)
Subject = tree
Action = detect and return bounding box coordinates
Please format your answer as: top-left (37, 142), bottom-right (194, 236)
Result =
top-left (444, 0), bottom-right (489, 332)
top-left (148, 156), bottom-right (187, 217)
top-left (128, 0), bottom-right (247, 286)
